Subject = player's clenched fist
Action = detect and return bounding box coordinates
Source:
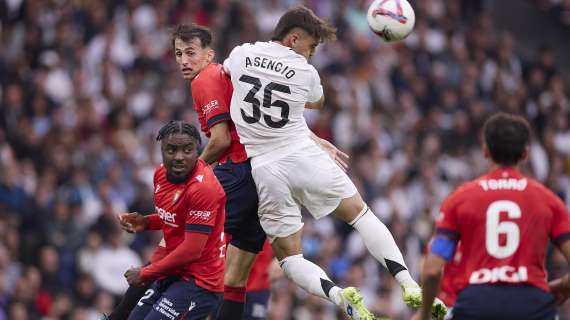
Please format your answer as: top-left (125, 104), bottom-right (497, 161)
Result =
top-left (124, 267), bottom-right (145, 287)
top-left (118, 212), bottom-right (146, 233)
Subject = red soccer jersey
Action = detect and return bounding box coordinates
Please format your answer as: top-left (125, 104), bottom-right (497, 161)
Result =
top-left (247, 241), bottom-right (273, 292)
top-left (435, 167), bottom-right (570, 293)
top-left (191, 63), bottom-right (248, 163)
top-left (147, 160), bottom-right (226, 292)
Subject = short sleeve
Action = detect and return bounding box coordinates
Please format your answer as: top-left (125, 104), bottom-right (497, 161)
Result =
top-left (184, 183), bottom-right (223, 234)
top-left (434, 193), bottom-right (460, 241)
top-left (192, 71), bottom-right (232, 128)
top-left (307, 66), bottom-right (323, 103)
top-left (153, 165), bottom-right (161, 186)
top-left (223, 45), bottom-right (240, 76)
top-left (153, 165), bottom-right (163, 194)
top-left (549, 193), bottom-right (570, 246)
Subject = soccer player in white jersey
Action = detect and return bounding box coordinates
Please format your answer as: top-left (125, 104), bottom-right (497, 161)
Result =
top-left (223, 6), bottom-right (447, 320)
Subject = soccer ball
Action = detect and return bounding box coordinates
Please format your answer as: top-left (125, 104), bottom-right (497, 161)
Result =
top-left (367, 0), bottom-right (415, 42)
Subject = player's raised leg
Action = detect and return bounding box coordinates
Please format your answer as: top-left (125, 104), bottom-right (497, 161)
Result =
top-left (272, 229), bottom-right (376, 320)
top-left (333, 193), bottom-right (447, 318)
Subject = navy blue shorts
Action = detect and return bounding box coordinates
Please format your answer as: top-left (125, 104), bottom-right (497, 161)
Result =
top-left (243, 290), bottom-right (270, 320)
top-left (451, 284), bottom-right (557, 320)
top-left (214, 160), bottom-right (265, 253)
top-left (128, 277), bottom-right (221, 320)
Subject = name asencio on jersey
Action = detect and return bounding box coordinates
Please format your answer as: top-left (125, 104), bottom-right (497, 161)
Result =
top-left (245, 56), bottom-right (296, 79)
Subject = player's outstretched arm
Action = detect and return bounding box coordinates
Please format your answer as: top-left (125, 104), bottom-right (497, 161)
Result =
top-left (413, 254), bottom-right (446, 320)
top-left (549, 241), bottom-right (570, 305)
top-left (118, 212), bottom-right (164, 233)
top-left (118, 213), bottom-right (147, 233)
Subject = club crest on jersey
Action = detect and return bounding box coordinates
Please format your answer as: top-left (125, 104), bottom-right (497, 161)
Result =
top-left (173, 190), bottom-right (182, 204)
top-left (196, 174), bottom-right (204, 182)
top-left (155, 184), bottom-right (161, 194)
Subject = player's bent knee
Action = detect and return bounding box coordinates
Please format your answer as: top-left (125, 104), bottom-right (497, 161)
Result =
top-left (270, 231), bottom-right (303, 261)
top-left (334, 193), bottom-right (366, 223)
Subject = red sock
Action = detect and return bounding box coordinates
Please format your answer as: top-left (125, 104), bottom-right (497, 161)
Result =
top-left (223, 285), bottom-right (246, 303)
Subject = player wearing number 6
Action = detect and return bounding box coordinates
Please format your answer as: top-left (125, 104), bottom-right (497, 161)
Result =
top-left (223, 5), bottom-right (446, 320)
top-left (414, 113), bottom-right (570, 320)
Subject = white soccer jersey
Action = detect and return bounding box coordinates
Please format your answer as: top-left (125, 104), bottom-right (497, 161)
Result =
top-left (223, 41), bottom-right (323, 158)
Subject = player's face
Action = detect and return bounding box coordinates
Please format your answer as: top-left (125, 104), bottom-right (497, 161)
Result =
top-left (174, 37), bottom-right (214, 80)
top-left (161, 133), bottom-right (199, 184)
top-left (290, 31), bottom-right (320, 60)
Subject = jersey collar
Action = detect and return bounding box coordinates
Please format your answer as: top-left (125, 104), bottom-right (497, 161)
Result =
top-left (486, 166), bottom-right (522, 179)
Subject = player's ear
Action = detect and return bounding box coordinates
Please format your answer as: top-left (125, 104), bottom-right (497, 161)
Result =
top-left (483, 144), bottom-right (490, 160)
top-left (521, 146), bottom-right (529, 162)
top-left (206, 48), bottom-right (215, 63)
top-left (284, 32), bottom-right (299, 48)
top-left (291, 32), bottom-right (299, 45)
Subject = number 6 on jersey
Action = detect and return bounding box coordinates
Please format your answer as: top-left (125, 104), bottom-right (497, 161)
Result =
top-left (486, 200), bottom-right (521, 259)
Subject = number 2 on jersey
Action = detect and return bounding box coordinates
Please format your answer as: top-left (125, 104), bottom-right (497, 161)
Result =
top-left (239, 75), bottom-right (290, 128)
top-left (485, 200), bottom-right (521, 259)
top-left (137, 289), bottom-right (155, 306)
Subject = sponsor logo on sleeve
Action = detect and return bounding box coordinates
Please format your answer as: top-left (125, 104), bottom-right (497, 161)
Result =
top-left (202, 100), bottom-right (219, 115)
top-left (190, 210), bottom-right (212, 220)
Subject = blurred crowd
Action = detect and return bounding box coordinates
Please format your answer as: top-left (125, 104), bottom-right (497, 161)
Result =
top-left (533, 0), bottom-right (570, 26)
top-left (1, 0), bottom-right (570, 319)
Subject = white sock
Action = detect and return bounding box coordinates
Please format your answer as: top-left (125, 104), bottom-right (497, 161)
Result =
top-left (351, 206), bottom-right (418, 287)
top-left (328, 286), bottom-right (343, 306)
top-left (280, 254), bottom-right (343, 306)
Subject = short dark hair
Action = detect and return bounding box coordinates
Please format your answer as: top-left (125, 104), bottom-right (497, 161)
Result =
top-left (170, 24), bottom-right (212, 48)
top-left (483, 112), bottom-right (530, 166)
top-left (156, 120), bottom-right (202, 146)
top-left (271, 6), bottom-right (337, 42)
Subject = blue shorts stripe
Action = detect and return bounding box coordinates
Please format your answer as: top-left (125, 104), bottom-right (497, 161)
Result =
top-left (185, 224), bottom-right (213, 234)
top-left (207, 113), bottom-right (231, 128)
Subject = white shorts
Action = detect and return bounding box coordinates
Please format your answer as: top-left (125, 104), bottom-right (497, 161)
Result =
top-left (251, 142), bottom-right (357, 241)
